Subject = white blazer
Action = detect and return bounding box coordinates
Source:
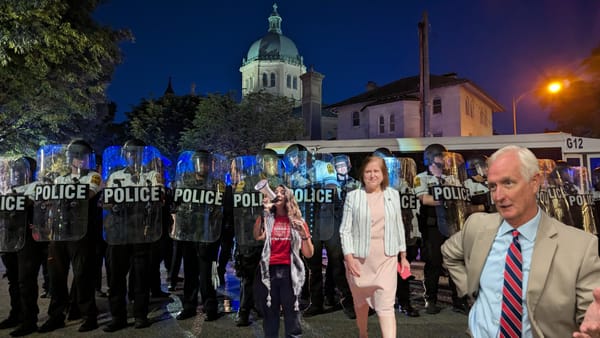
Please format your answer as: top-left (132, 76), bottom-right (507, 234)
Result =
top-left (339, 186), bottom-right (406, 258)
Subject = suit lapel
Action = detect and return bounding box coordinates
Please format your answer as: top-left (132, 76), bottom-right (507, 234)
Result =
top-left (468, 214), bottom-right (502, 295)
top-left (526, 213), bottom-right (558, 315)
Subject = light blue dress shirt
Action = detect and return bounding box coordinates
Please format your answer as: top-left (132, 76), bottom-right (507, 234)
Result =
top-left (469, 208), bottom-right (541, 338)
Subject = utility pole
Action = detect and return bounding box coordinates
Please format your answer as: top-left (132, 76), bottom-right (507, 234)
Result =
top-left (418, 11), bottom-right (431, 137)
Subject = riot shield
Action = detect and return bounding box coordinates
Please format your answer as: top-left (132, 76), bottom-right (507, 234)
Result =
top-left (429, 152), bottom-right (470, 237)
top-left (102, 145), bottom-right (163, 245)
top-left (0, 157), bottom-right (31, 252)
top-left (171, 151), bottom-right (227, 243)
top-left (32, 144), bottom-right (93, 241)
top-left (309, 153), bottom-right (337, 241)
top-left (537, 159), bottom-right (574, 226)
top-left (232, 155), bottom-right (283, 247)
top-left (553, 165), bottom-right (597, 234)
top-left (397, 157), bottom-right (421, 244)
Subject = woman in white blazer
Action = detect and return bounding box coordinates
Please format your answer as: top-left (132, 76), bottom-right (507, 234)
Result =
top-left (339, 155), bottom-right (409, 338)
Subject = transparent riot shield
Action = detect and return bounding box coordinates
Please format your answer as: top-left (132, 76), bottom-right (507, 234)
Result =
top-left (32, 144), bottom-right (93, 241)
top-left (398, 157), bottom-right (421, 244)
top-left (284, 147), bottom-right (311, 233)
top-left (171, 151), bottom-right (227, 243)
top-left (0, 157), bottom-right (31, 252)
top-left (537, 159), bottom-right (574, 226)
top-left (102, 145), bottom-right (163, 245)
top-left (553, 165), bottom-right (597, 234)
top-left (429, 152), bottom-right (470, 237)
top-left (309, 153), bottom-right (337, 241)
top-left (232, 155), bottom-right (283, 247)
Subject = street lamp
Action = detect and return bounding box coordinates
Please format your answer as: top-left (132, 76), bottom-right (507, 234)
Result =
top-left (512, 80), bottom-right (566, 135)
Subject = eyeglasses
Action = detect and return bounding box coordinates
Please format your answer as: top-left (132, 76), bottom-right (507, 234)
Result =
top-left (432, 162), bottom-right (444, 169)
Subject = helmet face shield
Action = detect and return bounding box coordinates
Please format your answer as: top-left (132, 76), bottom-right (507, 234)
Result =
top-left (192, 154), bottom-right (211, 177)
top-left (261, 155), bottom-right (279, 176)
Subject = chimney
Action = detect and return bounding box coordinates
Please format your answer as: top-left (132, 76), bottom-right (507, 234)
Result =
top-left (366, 81), bottom-right (377, 91)
top-left (300, 68), bottom-right (325, 140)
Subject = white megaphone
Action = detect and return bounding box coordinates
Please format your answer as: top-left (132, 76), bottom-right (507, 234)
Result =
top-left (254, 179), bottom-right (278, 202)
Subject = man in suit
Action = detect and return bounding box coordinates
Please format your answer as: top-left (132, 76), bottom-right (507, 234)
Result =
top-left (442, 145), bottom-right (600, 338)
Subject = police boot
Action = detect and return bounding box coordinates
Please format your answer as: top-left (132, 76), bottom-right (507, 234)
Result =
top-left (235, 310), bottom-right (250, 327)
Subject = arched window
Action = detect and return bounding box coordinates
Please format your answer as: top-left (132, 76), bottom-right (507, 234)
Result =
top-left (379, 116), bottom-right (385, 134)
top-left (433, 97), bottom-right (442, 114)
top-left (389, 114), bottom-right (395, 132)
top-left (286, 75), bottom-right (291, 88)
top-left (262, 73), bottom-right (268, 87)
top-left (352, 111), bottom-right (360, 127)
top-left (270, 73), bottom-right (276, 87)
top-left (293, 77), bottom-right (298, 89)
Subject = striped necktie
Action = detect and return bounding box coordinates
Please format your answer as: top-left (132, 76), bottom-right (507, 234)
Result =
top-left (499, 229), bottom-right (523, 337)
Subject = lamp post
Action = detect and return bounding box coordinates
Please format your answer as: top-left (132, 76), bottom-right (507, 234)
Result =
top-left (512, 81), bottom-right (565, 135)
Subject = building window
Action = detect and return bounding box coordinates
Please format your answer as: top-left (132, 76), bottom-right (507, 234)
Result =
top-left (352, 111), bottom-right (360, 127)
top-left (270, 73), bottom-right (276, 87)
top-left (433, 97), bottom-right (442, 114)
top-left (293, 77), bottom-right (298, 89)
top-left (379, 116), bottom-right (385, 134)
top-left (262, 73), bottom-right (268, 87)
top-left (389, 114), bottom-right (395, 132)
top-left (286, 75), bottom-right (291, 88)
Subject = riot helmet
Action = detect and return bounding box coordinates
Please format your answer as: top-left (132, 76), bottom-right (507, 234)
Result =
top-left (122, 139), bottom-right (146, 168)
top-left (284, 144), bottom-right (308, 172)
top-left (66, 139), bottom-right (94, 171)
top-left (423, 143), bottom-right (447, 167)
top-left (334, 155), bottom-right (351, 176)
top-left (466, 155), bottom-right (488, 179)
top-left (191, 150), bottom-right (211, 177)
top-left (373, 147), bottom-right (393, 158)
top-left (257, 148), bottom-right (279, 177)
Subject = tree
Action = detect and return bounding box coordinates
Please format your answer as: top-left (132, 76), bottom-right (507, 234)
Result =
top-left (127, 93), bottom-right (201, 162)
top-left (545, 45), bottom-right (600, 137)
top-left (0, 0), bottom-right (131, 155)
top-left (179, 91), bottom-right (304, 156)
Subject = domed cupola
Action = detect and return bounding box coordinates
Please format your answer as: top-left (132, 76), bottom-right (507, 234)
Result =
top-left (243, 3), bottom-right (303, 66)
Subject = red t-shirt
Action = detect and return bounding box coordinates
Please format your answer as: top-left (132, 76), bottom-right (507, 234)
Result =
top-left (269, 215), bottom-right (292, 265)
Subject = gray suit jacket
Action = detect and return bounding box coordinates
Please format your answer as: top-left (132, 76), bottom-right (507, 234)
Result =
top-left (442, 211), bottom-right (600, 338)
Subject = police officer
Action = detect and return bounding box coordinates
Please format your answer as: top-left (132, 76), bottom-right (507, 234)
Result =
top-left (414, 144), bottom-right (466, 315)
top-left (0, 156), bottom-right (32, 333)
top-left (7, 157), bottom-right (50, 337)
top-left (103, 139), bottom-right (163, 332)
top-left (231, 149), bottom-right (283, 326)
top-left (327, 154), bottom-right (360, 319)
top-left (174, 150), bottom-right (222, 322)
top-left (38, 140), bottom-right (101, 333)
top-left (464, 155), bottom-right (492, 215)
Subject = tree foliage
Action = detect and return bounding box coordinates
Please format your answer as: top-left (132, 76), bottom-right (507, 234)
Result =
top-left (0, 0), bottom-right (131, 155)
top-left (179, 91), bottom-right (304, 156)
top-left (545, 45), bottom-right (600, 137)
top-left (127, 93), bottom-right (200, 161)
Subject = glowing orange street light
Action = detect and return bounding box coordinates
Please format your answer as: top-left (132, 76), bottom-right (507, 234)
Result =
top-left (512, 80), bottom-right (565, 135)
top-left (547, 81), bottom-right (564, 94)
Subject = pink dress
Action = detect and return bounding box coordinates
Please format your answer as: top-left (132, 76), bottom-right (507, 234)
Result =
top-left (346, 191), bottom-right (397, 317)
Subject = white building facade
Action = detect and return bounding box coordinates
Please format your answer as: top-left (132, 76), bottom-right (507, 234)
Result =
top-left (329, 74), bottom-right (503, 139)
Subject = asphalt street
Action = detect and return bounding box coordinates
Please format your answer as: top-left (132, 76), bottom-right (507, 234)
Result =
top-left (0, 259), bottom-right (468, 337)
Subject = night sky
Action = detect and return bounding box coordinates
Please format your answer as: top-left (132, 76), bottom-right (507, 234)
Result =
top-left (93, 0), bottom-right (600, 135)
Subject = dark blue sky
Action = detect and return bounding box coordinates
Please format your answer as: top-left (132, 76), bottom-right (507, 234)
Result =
top-left (93, 0), bottom-right (600, 135)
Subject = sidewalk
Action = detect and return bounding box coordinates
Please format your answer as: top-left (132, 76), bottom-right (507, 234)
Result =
top-left (0, 259), bottom-right (468, 337)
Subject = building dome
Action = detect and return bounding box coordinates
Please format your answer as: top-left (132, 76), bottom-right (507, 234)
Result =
top-left (243, 4), bottom-right (303, 66)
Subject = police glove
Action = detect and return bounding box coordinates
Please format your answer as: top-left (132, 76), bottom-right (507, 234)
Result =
top-left (211, 261), bottom-right (220, 288)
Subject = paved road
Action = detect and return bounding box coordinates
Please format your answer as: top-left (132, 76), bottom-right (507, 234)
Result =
top-left (0, 260), bottom-right (468, 337)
